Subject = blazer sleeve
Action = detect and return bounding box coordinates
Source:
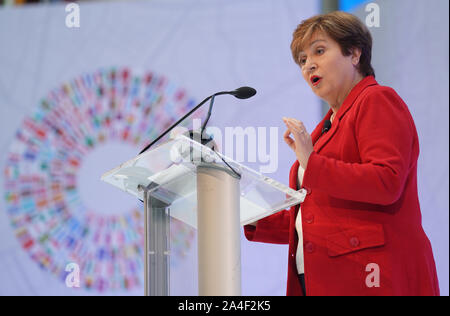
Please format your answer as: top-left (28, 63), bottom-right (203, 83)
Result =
top-left (302, 88), bottom-right (415, 206)
top-left (244, 208), bottom-right (291, 244)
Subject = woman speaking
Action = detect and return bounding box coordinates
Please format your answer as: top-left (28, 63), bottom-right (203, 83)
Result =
top-left (244, 11), bottom-right (440, 296)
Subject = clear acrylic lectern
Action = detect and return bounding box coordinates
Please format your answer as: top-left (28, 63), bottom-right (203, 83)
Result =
top-left (101, 134), bottom-right (305, 296)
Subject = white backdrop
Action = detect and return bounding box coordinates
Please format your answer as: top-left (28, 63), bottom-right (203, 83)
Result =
top-left (0, 0), bottom-right (320, 295)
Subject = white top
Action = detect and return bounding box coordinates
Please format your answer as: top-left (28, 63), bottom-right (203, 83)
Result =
top-left (296, 165), bottom-right (305, 274)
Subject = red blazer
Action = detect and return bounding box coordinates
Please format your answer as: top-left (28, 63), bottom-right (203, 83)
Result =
top-left (244, 76), bottom-right (440, 296)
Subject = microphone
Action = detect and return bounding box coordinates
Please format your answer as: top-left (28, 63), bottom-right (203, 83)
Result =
top-left (138, 86), bottom-right (257, 154)
top-left (230, 86), bottom-right (257, 99)
top-left (321, 120), bottom-right (331, 135)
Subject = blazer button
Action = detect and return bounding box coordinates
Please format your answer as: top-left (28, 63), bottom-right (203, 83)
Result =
top-left (349, 237), bottom-right (360, 248)
top-left (304, 241), bottom-right (315, 253)
top-left (304, 213), bottom-right (314, 224)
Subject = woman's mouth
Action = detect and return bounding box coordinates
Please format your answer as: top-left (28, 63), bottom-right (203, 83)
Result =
top-left (311, 76), bottom-right (322, 87)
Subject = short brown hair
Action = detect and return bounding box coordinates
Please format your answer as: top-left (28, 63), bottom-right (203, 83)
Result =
top-left (291, 11), bottom-right (375, 77)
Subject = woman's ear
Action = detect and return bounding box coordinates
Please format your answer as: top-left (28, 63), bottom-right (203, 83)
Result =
top-left (351, 47), bottom-right (362, 66)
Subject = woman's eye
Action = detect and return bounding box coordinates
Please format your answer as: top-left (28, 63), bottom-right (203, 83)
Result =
top-left (317, 48), bottom-right (324, 54)
top-left (299, 58), bottom-right (306, 65)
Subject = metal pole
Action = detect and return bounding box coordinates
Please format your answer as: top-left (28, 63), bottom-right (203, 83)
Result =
top-left (196, 163), bottom-right (241, 296)
top-left (139, 184), bottom-right (170, 296)
top-left (142, 186), bottom-right (150, 296)
top-left (148, 195), bottom-right (170, 296)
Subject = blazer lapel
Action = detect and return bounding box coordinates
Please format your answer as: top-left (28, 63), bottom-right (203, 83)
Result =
top-left (289, 159), bottom-right (300, 190)
top-left (313, 109), bottom-right (335, 153)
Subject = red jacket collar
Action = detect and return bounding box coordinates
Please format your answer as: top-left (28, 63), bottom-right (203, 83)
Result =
top-left (333, 75), bottom-right (377, 122)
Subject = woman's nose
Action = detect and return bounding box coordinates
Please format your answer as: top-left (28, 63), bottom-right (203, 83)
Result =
top-left (302, 58), bottom-right (317, 74)
top-left (307, 62), bottom-right (317, 73)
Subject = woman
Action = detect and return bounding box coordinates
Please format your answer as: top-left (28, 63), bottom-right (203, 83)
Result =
top-left (244, 11), bottom-right (440, 296)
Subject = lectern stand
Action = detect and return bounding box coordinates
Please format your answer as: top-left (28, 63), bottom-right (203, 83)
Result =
top-left (102, 134), bottom-right (305, 296)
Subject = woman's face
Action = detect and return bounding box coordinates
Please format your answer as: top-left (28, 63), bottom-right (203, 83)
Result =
top-left (297, 31), bottom-right (362, 108)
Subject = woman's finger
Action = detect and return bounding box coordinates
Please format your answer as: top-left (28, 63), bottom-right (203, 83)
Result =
top-left (283, 128), bottom-right (291, 138)
top-left (283, 129), bottom-right (294, 145)
top-left (284, 119), bottom-right (298, 130)
top-left (286, 119), bottom-right (308, 137)
top-left (286, 118), bottom-right (306, 130)
top-left (286, 118), bottom-right (301, 129)
top-left (285, 120), bottom-right (303, 137)
top-left (283, 130), bottom-right (296, 150)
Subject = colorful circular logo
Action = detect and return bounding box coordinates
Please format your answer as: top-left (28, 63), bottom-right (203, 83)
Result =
top-left (3, 68), bottom-right (197, 292)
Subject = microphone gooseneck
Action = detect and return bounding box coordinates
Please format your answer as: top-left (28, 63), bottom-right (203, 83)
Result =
top-left (138, 87), bottom-right (257, 155)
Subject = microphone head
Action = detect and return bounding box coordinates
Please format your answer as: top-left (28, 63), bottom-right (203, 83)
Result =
top-left (231, 86), bottom-right (257, 99)
top-left (322, 120), bottom-right (332, 134)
